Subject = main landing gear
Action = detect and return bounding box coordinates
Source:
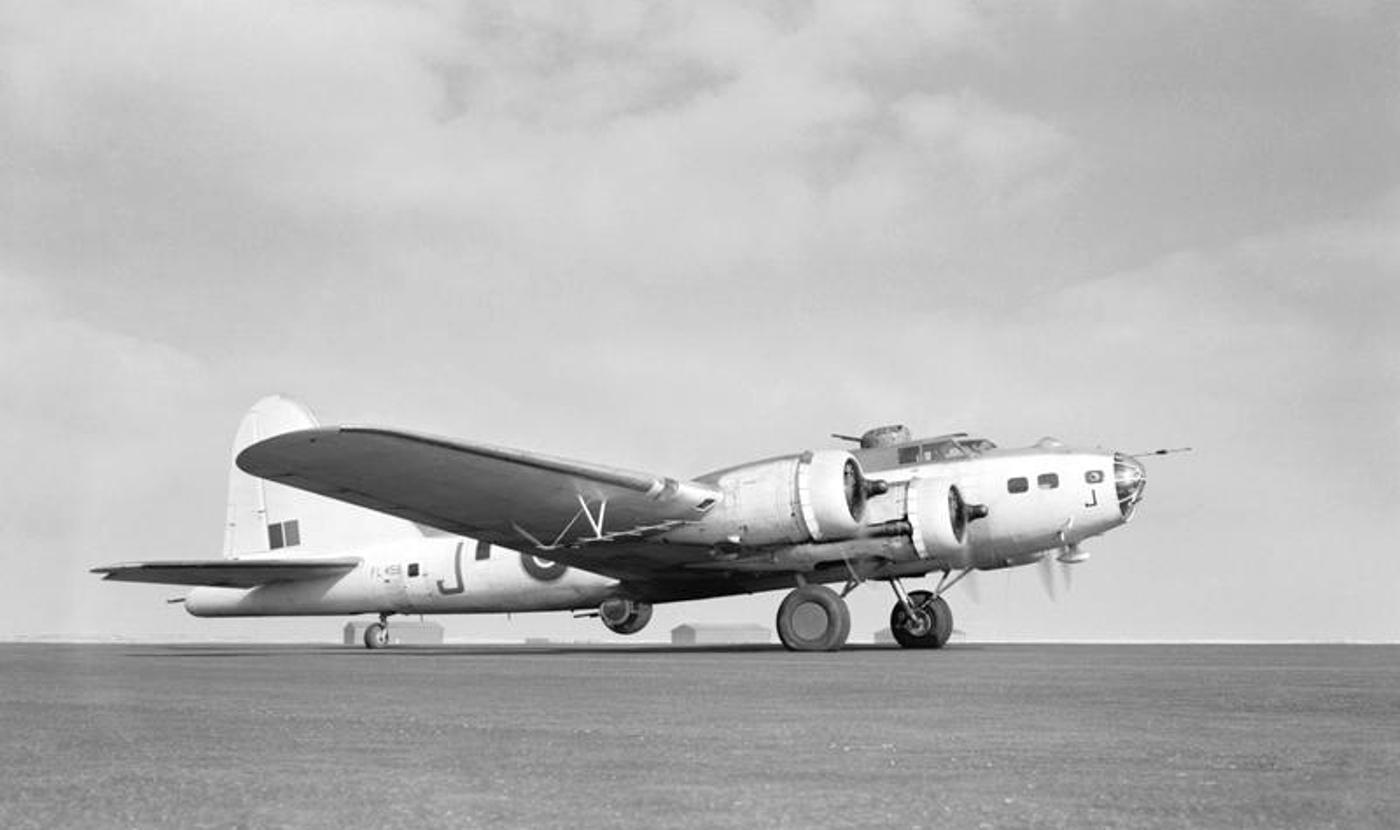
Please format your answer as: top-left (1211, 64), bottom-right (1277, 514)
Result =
top-left (889, 588), bottom-right (952, 649)
top-left (887, 571), bottom-right (966, 649)
top-left (774, 571), bottom-right (967, 652)
top-left (775, 584), bottom-right (852, 652)
top-left (599, 598), bottom-right (653, 635)
top-left (363, 612), bottom-right (392, 649)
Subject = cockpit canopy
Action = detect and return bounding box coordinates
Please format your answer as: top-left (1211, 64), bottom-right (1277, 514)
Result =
top-left (849, 429), bottom-right (997, 470)
top-left (894, 435), bottom-right (996, 464)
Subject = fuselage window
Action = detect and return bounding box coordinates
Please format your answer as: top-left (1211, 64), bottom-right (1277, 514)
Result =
top-left (1007, 477), bottom-right (1029, 493)
top-left (898, 446), bottom-right (919, 465)
top-left (407, 563), bottom-right (420, 578)
top-left (1085, 470), bottom-right (1104, 484)
top-left (1038, 473), bottom-right (1059, 489)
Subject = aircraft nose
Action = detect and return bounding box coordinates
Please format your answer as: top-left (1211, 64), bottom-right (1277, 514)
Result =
top-left (1113, 454), bottom-right (1147, 519)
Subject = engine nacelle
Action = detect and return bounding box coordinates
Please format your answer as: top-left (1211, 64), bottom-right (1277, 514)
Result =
top-left (906, 476), bottom-right (979, 570)
top-left (666, 450), bottom-right (872, 547)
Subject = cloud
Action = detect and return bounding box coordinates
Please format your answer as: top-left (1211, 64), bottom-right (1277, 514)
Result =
top-left (0, 266), bottom-right (225, 634)
top-left (0, 270), bottom-right (212, 436)
top-left (0, 1), bottom-right (1065, 298)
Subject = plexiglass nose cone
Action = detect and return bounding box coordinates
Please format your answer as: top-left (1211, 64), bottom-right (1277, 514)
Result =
top-left (1113, 454), bottom-right (1147, 518)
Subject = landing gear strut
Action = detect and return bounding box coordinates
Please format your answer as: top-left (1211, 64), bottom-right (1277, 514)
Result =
top-left (888, 580), bottom-right (952, 649)
top-left (776, 585), bottom-right (851, 652)
top-left (363, 613), bottom-right (391, 650)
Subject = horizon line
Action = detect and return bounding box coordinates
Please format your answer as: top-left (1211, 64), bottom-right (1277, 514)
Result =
top-left (3, 635), bottom-right (1397, 646)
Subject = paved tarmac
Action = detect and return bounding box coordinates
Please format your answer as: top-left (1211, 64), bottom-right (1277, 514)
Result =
top-left (1, 643), bottom-right (1396, 829)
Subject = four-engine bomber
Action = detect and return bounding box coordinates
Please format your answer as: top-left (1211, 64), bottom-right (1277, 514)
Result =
top-left (94, 398), bottom-right (1158, 652)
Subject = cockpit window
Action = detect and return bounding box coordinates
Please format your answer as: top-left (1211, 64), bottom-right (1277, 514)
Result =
top-left (897, 438), bottom-right (995, 464)
top-left (1037, 473), bottom-right (1059, 489)
top-left (922, 441), bottom-right (968, 461)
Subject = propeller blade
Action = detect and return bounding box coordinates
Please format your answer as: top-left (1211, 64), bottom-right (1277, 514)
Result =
top-left (963, 570), bottom-right (982, 604)
top-left (1038, 553), bottom-right (1057, 601)
top-left (1057, 543), bottom-right (1090, 595)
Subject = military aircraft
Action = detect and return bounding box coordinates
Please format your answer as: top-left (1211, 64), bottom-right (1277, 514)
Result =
top-left (93, 396), bottom-right (1158, 651)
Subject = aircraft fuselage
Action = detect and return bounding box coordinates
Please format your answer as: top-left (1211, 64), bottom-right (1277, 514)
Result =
top-left (186, 538), bottom-right (617, 617)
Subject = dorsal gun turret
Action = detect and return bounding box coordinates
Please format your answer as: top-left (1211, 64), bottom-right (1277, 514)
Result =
top-left (857, 425), bottom-right (912, 449)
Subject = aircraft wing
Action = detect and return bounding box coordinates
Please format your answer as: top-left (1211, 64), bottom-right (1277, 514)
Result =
top-left (236, 427), bottom-right (720, 558)
top-left (91, 558), bottom-right (361, 588)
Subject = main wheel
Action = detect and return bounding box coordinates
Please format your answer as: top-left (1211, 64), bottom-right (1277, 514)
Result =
top-left (890, 591), bottom-right (953, 649)
top-left (363, 622), bottom-right (390, 650)
top-left (776, 585), bottom-right (851, 652)
top-left (600, 599), bottom-right (653, 635)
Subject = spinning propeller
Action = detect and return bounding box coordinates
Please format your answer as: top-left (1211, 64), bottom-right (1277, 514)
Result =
top-left (1037, 517), bottom-right (1092, 600)
top-left (1037, 553), bottom-right (1072, 600)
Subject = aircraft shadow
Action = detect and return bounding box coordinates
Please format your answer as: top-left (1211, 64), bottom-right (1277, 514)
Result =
top-left (120, 642), bottom-right (989, 658)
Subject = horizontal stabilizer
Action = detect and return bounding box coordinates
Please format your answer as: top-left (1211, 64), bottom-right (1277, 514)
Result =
top-left (90, 558), bottom-right (361, 588)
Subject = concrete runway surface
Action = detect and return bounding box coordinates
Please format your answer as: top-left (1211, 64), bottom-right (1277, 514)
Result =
top-left (1, 643), bottom-right (1396, 829)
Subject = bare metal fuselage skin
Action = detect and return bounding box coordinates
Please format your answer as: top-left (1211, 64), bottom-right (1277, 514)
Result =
top-left (859, 444), bottom-right (1132, 570)
top-left (186, 439), bottom-right (1142, 618)
top-left (185, 540), bottom-right (617, 617)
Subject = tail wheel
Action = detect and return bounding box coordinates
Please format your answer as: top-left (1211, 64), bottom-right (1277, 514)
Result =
top-left (890, 591), bottom-right (953, 649)
top-left (363, 622), bottom-right (390, 650)
top-left (776, 585), bottom-right (851, 652)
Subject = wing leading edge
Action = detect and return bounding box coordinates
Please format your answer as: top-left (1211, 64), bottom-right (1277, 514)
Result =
top-left (91, 558), bottom-right (361, 588)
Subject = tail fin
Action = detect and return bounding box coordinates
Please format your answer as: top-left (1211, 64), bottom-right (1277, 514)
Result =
top-left (222, 396), bottom-right (420, 558)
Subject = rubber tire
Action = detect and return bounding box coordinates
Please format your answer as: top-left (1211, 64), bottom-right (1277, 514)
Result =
top-left (363, 622), bottom-right (389, 650)
top-left (603, 602), bottom-right (653, 635)
top-left (890, 591), bottom-right (953, 649)
top-left (776, 585), bottom-right (851, 652)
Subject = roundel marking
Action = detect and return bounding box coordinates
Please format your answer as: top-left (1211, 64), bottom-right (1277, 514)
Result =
top-left (520, 553), bottom-right (568, 582)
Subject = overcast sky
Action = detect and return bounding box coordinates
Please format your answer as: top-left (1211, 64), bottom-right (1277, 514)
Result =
top-left (2, 1), bottom-right (1396, 642)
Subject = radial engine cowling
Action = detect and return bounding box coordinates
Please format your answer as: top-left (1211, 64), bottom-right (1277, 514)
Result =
top-left (906, 476), bottom-right (978, 570)
top-left (669, 450), bottom-right (871, 547)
